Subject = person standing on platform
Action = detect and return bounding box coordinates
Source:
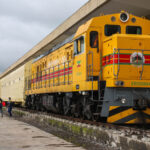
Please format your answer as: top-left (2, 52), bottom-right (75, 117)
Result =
top-left (2, 101), bottom-right (6, 107)
top-left (0, 98), bottom-right (3, 117)
top-left (8, 97), bottom-right (13, 117)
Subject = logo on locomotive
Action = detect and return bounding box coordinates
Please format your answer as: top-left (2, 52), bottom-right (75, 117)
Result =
top-left (77, 60), bottom-right (81, 67)
top-left (48, 56), bottom-right (67, 67)
top-left (130, 52), bottom-right (145, 66)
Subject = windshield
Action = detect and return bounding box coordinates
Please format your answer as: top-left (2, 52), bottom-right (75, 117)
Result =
top-left (105, 25), bottom-right (121, 36)
top-left (126, 26), bottom-right (142, 34)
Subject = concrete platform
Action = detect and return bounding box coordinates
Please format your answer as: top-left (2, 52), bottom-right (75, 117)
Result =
top-left (0, 117), bottom-right (85, 150)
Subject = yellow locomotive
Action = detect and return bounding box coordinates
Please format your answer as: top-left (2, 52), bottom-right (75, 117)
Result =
top-left (25, 11), bottom-right (150, 124)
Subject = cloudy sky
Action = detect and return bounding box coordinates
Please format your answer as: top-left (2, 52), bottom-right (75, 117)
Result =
top-left (0, 0), bottom-right (89, 74)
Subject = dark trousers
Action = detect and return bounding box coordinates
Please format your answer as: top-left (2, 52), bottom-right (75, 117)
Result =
top-left (0, 109), bottom-right (3, 117)
top-left (8, 108), bottom-right (12, 117)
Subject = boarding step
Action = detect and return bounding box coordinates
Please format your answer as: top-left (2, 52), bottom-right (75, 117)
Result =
top-left (90, 99), bottom-right (104, 102)
top-left (93, 113), bottom-right (100, 116)
top-left (97, 105), bottom-right (102, 107)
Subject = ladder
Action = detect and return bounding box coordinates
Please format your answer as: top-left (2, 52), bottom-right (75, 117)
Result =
top-left (87, 51), bottom-right (94, 100)
top-left (87, 51), bottom-right (106, 119)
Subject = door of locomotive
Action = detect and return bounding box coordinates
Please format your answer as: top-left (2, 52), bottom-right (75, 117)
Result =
top-left (87, 27), bottom-right (102, 80)
top-left (72, 28), bottom-right (102, 91)
top-left (72, 34), bottom-right (87, 91)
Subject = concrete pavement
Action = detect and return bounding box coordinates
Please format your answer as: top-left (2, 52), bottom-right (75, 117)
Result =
top-left (0, 117), bottom-right (85, 150)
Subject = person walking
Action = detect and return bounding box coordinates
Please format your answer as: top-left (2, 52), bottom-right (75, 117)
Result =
top-left (8, 97), bottom-right (13, 117)
top-left (2, 101), bottom-right (6, 107)
top-left (0, 98), bottom-right (3, 117)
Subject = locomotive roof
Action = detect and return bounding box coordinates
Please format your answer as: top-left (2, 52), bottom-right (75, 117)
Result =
top-left (33, 34), bottom-right (74, 63)
top-left (74, 12), bottom-right (150, 39)
top-left (33, 12), bottom-right (150, 64)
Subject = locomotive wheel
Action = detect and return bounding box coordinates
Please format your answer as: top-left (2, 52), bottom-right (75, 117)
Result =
top-left (82, 97), bottom-right (93, 120)
top-left (63, 96), bottom-right (71, 115)
top-left (35, 104), bottom-right (41, 111)
top-left (32, 105), bottom-right (36, 110)
top-left (41, 106), bottom-right (45, 112)
top-left (76, 103), bottom-right (83, 118)
top-left (93, 106), bottom-right (101, 121)
top-left (93, 113), bottom-right (100, 121)
top-left (83, 104), bottom-right (93, 120)
top-left (71, 102), bottom-right (83, 118)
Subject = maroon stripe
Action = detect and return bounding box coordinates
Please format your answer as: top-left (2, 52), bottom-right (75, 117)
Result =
top-left (145, 60), bottom-right (150, 64)
top-left (145, 55), bottom-right (150, 59)
top-left (31, 67), bottom-right (72, 83)
top-left (103, 54), bottom-right (131, 61)
top-left (103, 54), bottom-right (150, 67)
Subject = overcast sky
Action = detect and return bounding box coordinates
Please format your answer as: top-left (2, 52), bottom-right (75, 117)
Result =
top-left (0, 0), bottom-right (89, 74)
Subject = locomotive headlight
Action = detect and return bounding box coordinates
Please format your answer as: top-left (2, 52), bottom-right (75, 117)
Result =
top-left (121, 98), bottom-right (127, 104)
top-left (82, 91), bottom-right (88, 96)
top-left (120, 12), bottom-right (129, 23)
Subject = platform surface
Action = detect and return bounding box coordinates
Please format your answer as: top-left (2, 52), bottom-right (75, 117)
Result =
top-left (0, 117), bottom-right (85, 150)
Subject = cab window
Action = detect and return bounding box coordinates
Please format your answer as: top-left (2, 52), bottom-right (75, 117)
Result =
top-left (74, 36), bottom-right (84, 55)
top-left (90, 31), bottom-right (98, 48)
top-left (105, 25), bottom-right (121, 36)
top-left (126, 26), bottom-right (142, 34)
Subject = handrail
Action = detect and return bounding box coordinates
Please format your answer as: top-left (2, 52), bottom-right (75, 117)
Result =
top-left (86, 50), bottom-right (94, 99)
top-left (113, 48), bottom-right (118, 78)
top-left (68, 61), bottom-right (69, 84)
top-left (113, 48), bottom-right (150, 80)
top-left (113, 48), bottom-right (120, 79)
top-left (140, 50), bottom-right (144, 80)
top-left (25, 60), bottom-right (73, 92)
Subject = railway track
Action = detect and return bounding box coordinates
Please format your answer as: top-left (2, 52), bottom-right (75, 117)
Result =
top-left (15, 107), bottom-right (150, 136)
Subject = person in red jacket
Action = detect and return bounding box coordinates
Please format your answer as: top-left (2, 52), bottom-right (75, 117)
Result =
top-left (0, 98), bottom-right (3, 117)
top-left (2, 101), bottom-right (6, 107)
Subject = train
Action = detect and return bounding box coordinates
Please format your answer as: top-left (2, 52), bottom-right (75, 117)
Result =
top-left (2, 11), bottom-right (150, 124)
top-left (0, 62), bottom-right (32, 106)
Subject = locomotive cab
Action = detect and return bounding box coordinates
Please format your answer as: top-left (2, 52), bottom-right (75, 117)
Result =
top-left (73, 11), bottom-right (150, 123)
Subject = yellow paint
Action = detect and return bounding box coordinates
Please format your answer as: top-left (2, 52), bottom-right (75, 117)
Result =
top-left (126, 118), bottom-right (150, 124)
top-left (108, 108), bottom-right (135, 123)
top-left (143, 109), bottom-right (150, 115)
top-left (108, 107), bottom-right (150, 124)
top-left (103, 34), bottom-right (150, 86)
top-left (109, 106), bottom-right (120, 111)
top-left (106, 79), bottom-right (150, 87)
top-left (126, 119), bottom-right (137, 124)
top-left (26, 33), bottom-right (98, 95)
